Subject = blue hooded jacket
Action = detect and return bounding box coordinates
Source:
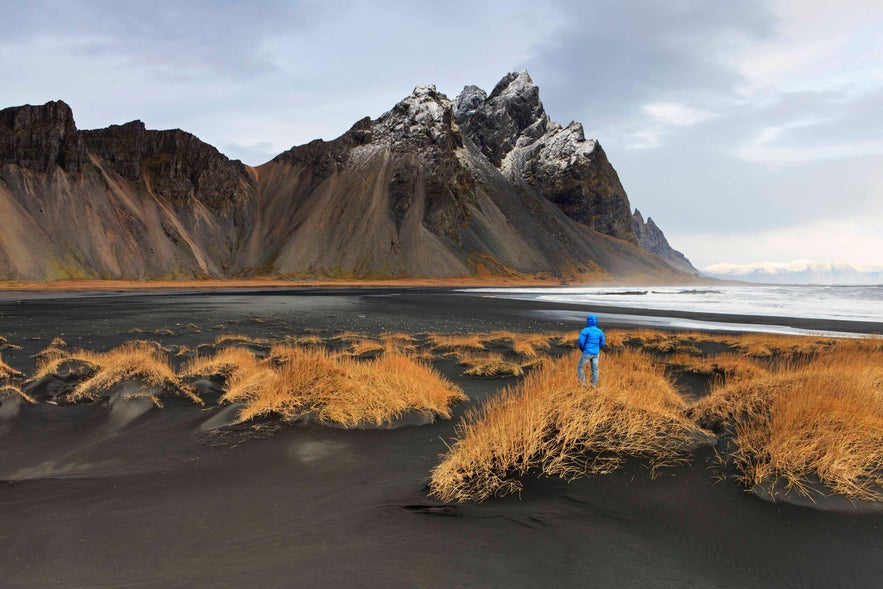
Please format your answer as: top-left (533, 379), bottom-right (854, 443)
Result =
top-left (577, 314), bottom-right (605, 355)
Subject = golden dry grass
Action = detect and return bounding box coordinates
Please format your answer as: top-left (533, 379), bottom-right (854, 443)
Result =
top-left (214, 333), bottom-right (255, 346)
top-left (458, 351), bottom-right (526, 378)
top-left (429, 349), bottom-right (712, 502)
top-left (329, 331), bottom-right (368, 342)
top-left (626, 330), bottom-right (704, 355)
top-left (481, 331), bottom-right (553, 358)
top-left (346, 338), bottom-right (385, 357)
top-left (722, 333), bottom-right (838, 358)
top-left (666, 352), bottom-right (770, 383)
top-left (222, 347), bottom-right (466, 427)
top-left (428, 333), bottom-right (486, 352)
top-left (0, 384), bottom-right (35, 404)
top-left (181, 347), bottom-right (261, 379)
top-left (0, 352), bottom-right (23, 380)
top-left (292, 334), bottom-right (324, 346)
top-left (30, 342), bottom-right (202, 406)
top-left (691, 338), bottom-right (883, 501)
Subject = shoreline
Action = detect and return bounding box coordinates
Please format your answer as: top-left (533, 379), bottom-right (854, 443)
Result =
top-left (0, 275), bottom-right (716, 295)
top-left (0, 285), bottom-right (879, 335)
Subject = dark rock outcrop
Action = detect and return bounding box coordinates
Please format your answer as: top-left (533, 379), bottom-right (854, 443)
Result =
top-left (80, 121), bottom-right (254, 211)
top-left (632, 209), bottom-right (698, 275)
top-left (0, 100), bottom-right (85, 173)
top-left (454, 72), bottom-right (636, 243)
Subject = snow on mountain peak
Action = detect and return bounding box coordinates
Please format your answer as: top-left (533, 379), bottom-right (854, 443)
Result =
top-left (704, 259), bottom-right (883, 284)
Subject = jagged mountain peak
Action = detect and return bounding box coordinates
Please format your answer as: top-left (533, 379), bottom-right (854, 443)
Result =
top-left (632, 209), bottom-right (698, 275)
top-left (456, 71), bottom-right (549, 167)
top-left (453, 85), bottom-right (487, 117)
top-left (374, 84), bottom-right (462, 151)
top-left (488, 71), bottom-right (537, 101)
top-left (0, 99), bottom-right (85, 173)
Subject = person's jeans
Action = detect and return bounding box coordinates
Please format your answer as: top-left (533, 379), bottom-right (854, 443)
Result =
top-left (578, 352), bottom-right (600, 387)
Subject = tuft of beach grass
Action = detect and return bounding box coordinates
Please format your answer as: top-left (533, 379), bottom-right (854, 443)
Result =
top-left (221, 346), bottom-right (466, 427)
top-left (691, 338), bottom-right (883, 501)
top-left (429, 349), bottom-right (713, 503)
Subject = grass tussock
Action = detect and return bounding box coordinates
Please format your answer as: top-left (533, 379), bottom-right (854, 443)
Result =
top-left (691, 339), bottom-right (883, 501)
top-left (458, 351), bottom-right (527, 378)
top-left (222, 347), bottom-right (466, 427)
top-left (214, 333), bottom-right (257, 346)
top-left (667, 353), bottom-right (770, 383)
top-left (293, 334), bottom-right (324, 346)
top-left (429, 349), bottom-right (712, 502)
top-left (38, 343), bottom-right (202, 406)
top-left (428, 334), bottom-right (486, 352)
top-left (482, 331), bottom-right (553, 358)
top-left (723, 333), bottom-right (838, 358)
top-left (1, 384), bottom-right (35, 404)
top-left (181, 347), bottom-right (262, 380)
top-left (626, 330), bottom-right (704, 355)
top-left (0, 352), bottom-right (23, 380)
top-left (346, 338), bottom-right (385, 357)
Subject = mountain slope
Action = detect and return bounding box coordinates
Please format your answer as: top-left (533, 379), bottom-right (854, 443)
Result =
top-left (0, 101), bottom-right (256, 280)
top-left (0, 74), bottom-right (695, 282)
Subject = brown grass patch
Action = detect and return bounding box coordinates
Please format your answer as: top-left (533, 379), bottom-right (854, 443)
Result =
top-left (0, 352), bottom-right (23, 380)
top-left (292, 334), bottom-right (324, 346)
top-left (42, 343), bottom-right (203, 406)
top-left (723, 333), bottom-right (838, 358)
top-left (691, 338), bottom-right (883, 501)
top-left (181, 347), bottom-right (261, 380)
top-left (428, 334), bottom-right (486, 352)
top-left (346, 338), bottom-right (385, 357)
top-left (214, 333), bottom-right (255, 346)
top-left (429, 349), bottom-right (713, 502)
top-left (666, 353), bottom-right (770, 383)
top-left (458, 351), bottom-right (526, 378)
top-left (626, 330), bottom-right (704, 355)
top-left (222, 347), bottom-right (466, 427)
top-left (0, 384), bottom-right (35, 404)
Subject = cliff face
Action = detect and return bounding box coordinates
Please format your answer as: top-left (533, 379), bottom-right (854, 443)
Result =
top-left (455, 72), bottom-right (636, 244)
top-left (0, 101), bottom-right (85, 173)
top-left (632, 209), bottom-right (699, 275)
top-left (0, 75), bottom-right (693, 282)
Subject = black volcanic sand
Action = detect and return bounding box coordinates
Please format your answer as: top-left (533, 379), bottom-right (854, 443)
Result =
top-left (1, 288), bottom-right (882, 588)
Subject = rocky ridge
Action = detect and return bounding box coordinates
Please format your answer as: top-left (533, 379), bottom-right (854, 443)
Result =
top-left (455, 72), bottom-right (635, 243)
top-left (0, 74), bottom-right (695, 281)
top-left (632, 210), bottom-right (698, 275)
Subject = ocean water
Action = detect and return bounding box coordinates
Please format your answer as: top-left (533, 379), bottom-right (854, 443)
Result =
top-left (464, 285), bottom-right (883, 335)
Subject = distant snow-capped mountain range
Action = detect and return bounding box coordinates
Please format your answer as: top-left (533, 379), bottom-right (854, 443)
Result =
top-left (704, 260), bottom-right (883, 285)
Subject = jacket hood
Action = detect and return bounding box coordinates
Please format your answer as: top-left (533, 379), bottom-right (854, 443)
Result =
top-left (586, 314), bottom-right (597, 327)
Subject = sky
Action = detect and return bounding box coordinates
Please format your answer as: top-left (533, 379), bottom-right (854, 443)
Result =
top-left (2, 0), bottom-right (881, 270)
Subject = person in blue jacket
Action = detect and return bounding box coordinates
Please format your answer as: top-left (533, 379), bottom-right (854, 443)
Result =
top-left (577, 313), bottom-right (605, 387)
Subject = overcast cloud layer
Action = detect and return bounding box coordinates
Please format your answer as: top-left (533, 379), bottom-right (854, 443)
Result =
top-left (2, 0), bottom-right (881, 268)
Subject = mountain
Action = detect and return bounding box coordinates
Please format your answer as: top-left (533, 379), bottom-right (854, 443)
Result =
top-left (631, 210), bottom-right (699, 275)
top-left (0, 73), bottom-right (694, 281)
top-left (704, 260), bottom-right (883, 285)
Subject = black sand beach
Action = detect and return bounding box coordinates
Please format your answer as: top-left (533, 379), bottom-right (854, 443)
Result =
top-left (1, 287), bottom-right (882, 588)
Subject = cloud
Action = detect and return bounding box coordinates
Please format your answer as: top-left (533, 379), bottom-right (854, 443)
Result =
top-left (642, 103), bottom-right (715, 127)
top-left (675, 215), bottom-right (883, 268)
top-left (527, 0), bottom-right (773, 133)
